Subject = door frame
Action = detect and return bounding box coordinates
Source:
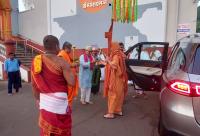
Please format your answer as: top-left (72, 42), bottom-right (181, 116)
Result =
top-left (125, 42), bottom-right (169, 91)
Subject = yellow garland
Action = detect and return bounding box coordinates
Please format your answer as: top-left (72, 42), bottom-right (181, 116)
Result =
top-left (33, 55), bottom-right (42, 74)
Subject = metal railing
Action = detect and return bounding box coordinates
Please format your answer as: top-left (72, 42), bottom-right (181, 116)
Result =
top-left (0, 43), bottom-right (6, 59)
top-left (15, 35), bottom-right (45, 57)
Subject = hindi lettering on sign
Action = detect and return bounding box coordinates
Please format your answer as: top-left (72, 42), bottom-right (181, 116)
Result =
top-left (80, 0), bottom-right (108, 13)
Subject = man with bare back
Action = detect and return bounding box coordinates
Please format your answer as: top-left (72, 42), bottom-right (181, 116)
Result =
top-left (31, 35), bottom-right (75, 136)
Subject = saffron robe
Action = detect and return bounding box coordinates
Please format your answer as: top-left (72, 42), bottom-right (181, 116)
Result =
top-left (58, 50), bottom-right (79, 106)
top-left (104, 43), bottom-right (128, 114)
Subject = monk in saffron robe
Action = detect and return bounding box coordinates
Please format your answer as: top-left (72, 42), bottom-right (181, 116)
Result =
top-left (58, 41), bottom-right (79, 106)
top-left (31, 35), bottom-right (75, 136)
top-left (103, 42), bottom-right (128, 119)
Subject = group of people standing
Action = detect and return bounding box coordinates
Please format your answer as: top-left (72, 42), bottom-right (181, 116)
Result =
top-left (79, 45), bottom-right (105, 105)
top-left (78, 43), bottom-right (128, 119)
top-left (58, 43), bottom-right (104, 105)
top-left (31, 35), bottom-right (128, 136)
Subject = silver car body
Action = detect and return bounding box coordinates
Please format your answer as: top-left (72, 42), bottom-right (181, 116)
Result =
top-left (160, 35), bottom-right (200, 135)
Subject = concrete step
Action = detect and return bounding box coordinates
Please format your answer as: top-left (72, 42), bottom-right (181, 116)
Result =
top-left (21, 60), bottom-right (32, 62)
top-left (15, 44), bottom-right (40, 68)
top-left (21, 61), bottom-right (32, 65)
top-left (16, 50), bottom-right (25, 52)
top-left (16, 48), bottom-right (38, 55)
top-left (22, 64), bottom-right (32, 67)
top-left (16, 46), bottom-right (25, 49)
top-left (16, 56), bottom-right (34, 58)
top-left (16, 55), bottom-right (33, 58)
top-left (16, 51), bottom-right (25, 53)
top-left (15, 52), bottom-right (35, 57)
top-left (22, 61), bottom-right (32, 64)
top-left (15, 51), bottom-right (35, 54)
top-left (16, 47), bottom-right (25, 50)
top-left (17, 58), bottom-right (33, 60)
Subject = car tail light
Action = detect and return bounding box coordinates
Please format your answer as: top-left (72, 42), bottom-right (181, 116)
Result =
top-left (167, 80), bottom-right (200, 97)
top-left (190, 83), bottom-right (200, 97)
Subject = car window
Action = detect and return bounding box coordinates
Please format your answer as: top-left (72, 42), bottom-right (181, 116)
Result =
top-left (168, 42), bottom-right (197, 73)
top-left (171, 49), bottom-right (186, 71)
top-left (168, 46), bottom-right (179, 68)
top-left (129, 48), bottom-right (139, 60)
top-left (191, 46), bottom-right (200, 75)
top-left (168, 42), bottom-right (179, 64)
top-left (129, 44), bottom-right (163, 61)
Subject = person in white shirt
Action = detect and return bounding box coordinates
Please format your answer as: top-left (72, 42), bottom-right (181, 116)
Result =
top-left (150, 46), bottom-right (162, 61)
top-left (130, 47), bottom-right (150, 60)
top-left (141, 50), bottom-right (150, 60)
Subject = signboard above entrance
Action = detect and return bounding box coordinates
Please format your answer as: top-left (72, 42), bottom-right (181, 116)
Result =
top-left (80, 0), bottom-right (109, 13)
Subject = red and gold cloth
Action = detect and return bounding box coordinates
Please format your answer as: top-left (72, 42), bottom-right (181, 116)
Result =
top-left (31, 55), bottom-right (71, 136)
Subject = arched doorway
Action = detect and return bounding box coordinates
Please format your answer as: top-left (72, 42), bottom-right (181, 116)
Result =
top-left (0, 0), bottom-right (12, 40)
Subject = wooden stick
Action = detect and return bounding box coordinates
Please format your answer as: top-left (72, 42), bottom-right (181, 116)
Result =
top-left (72, 46), bottom-right (76, 63)
top-left (105, 19), bottom-right (114, 56)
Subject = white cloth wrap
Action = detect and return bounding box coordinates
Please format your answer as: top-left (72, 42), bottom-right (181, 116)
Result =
top-left (40, 92), bottom-right (68, 115)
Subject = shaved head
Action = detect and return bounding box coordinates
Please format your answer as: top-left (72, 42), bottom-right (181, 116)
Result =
top-left (43, 35), bottom-right (60, 54)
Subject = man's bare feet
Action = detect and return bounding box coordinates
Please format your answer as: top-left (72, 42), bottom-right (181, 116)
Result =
top-left (103, 113), bottom-right (115, 119)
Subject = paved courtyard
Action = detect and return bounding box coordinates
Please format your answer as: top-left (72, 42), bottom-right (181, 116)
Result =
top-left (0, 81), bottom-right (160, 136)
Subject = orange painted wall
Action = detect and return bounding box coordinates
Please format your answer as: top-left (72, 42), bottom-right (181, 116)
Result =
top-left (0, 0), bottom-right (12, 40)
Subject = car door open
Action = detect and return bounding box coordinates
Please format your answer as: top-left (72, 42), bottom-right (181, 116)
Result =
top-left (125, 42), bottom-right (169, 91)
